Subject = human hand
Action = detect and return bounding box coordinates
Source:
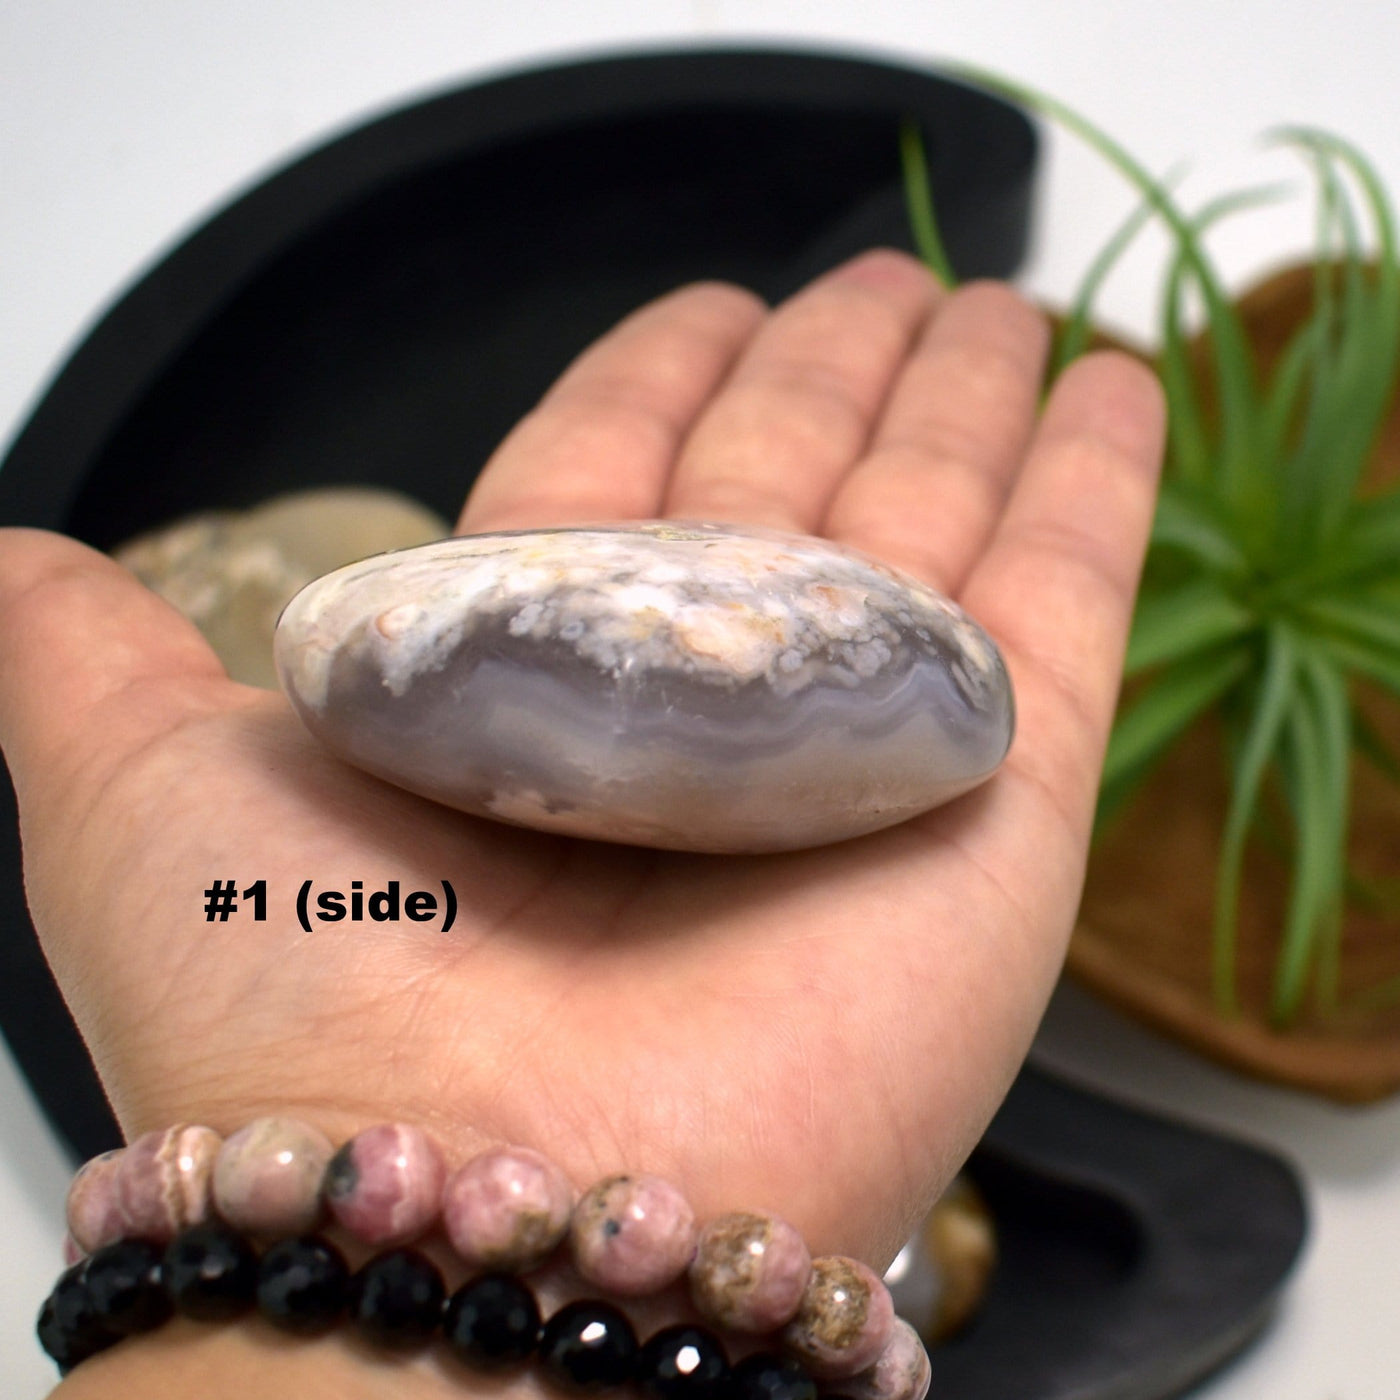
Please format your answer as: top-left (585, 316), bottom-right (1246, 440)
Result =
top-left (0, 250), bottom-right (1164, 1276)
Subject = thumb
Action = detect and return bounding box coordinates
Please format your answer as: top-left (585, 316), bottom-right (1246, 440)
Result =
top-left (0, 527), bottom-right (234, 803)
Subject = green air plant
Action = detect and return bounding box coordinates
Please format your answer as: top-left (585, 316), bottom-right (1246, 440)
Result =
top-left (902, 84), bottom-right (1400, 1027)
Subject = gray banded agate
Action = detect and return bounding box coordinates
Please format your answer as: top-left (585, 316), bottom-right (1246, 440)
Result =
top-left (273, 522), bottom-right (1014, 852)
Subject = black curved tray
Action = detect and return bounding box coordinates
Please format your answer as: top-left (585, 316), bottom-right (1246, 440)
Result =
top-left (0, 46), bottom-right (1304, 1400)
top-left (0, 45), bottom-right (1035, 546)
top-left (954, 1065), bottom-right (1305, 1400)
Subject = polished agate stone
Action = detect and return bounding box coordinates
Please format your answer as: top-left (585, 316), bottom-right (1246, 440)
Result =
top-left (274, 522), bottom-right (1013, 852)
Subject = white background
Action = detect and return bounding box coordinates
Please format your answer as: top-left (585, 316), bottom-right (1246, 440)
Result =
top-left (3, 3), bottom-right (1400, 1396)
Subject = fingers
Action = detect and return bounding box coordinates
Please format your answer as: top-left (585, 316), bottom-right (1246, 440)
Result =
top-left (662, 250), bottom-right (940, 532)
top-left (822, 281), bottom-right (1050, 592)
top-left (457, 282), bottom-right (765, 534)
top-left (459, 250), bottom-right (942, 541)
top-left (961, 351), bottom-right (1168, 829)
top-left (0, 529), bottom-right (231, 801)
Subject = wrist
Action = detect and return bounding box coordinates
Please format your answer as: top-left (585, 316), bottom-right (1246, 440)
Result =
top-left (48, 1120), bottom-right (927, 1400)
top-left (47, 1317), bottom-right (539, 1400)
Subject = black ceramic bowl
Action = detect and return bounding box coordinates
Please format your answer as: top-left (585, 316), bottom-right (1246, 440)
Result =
top-left (0, 46), bottom-right (1036, 546)
top-left (0, 46), bottom-right (1303, 1400)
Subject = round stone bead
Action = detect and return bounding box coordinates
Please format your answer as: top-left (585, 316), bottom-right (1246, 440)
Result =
top-left (779, 1256), bottom-right (895, 1381)
top-left (443, 1272), bottom-right (542, 1367)
top-left (442, 1145), bottom-right (574, 1270)
top-left (636, 1323), bottom-right (731, 1400)
top-left (83, 1239), bottom-right (173, 1335)
top-left (538, 1298), bottom-right (638, 1391)
top-left (730, 1351), bottom-right (818, 1400)
top-left (66, 1150), bottom-right (126, 1255)
top-left (115, 1124), bottom-right (221, 1243)
top-left (256, 1234), bottom-right (350, 1334)
top-left (323, 1123), bottom-right (446, 1246)
top-left (689, 1210), bottom-right (811, 1333)
top-left (348, 1247), bottom-right (446, 1349)
top-left (836, 1319), bottom-right (932, 1400)
top-left (213, 1116), bottom-right (333, 1234)
top-left (36, 1264), bottom-right (118, 1373)
top-left (162, 1222), bottom-right (258, 1321)
top-left (571, 1173), bottom-right (698, 1296)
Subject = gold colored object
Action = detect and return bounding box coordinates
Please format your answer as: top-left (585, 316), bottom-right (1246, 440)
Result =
top-left (885, 1173), bottom-right (997, 1343)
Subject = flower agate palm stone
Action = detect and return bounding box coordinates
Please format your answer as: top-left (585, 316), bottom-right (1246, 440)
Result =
top-left (273, 523), bottom-right (1013, 852)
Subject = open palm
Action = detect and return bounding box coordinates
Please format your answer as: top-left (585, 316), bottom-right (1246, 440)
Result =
top-left (0, 251), bottom-right (1163, 1272)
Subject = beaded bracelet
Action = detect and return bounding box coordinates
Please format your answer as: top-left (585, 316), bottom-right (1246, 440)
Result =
top-left (50, 1117), bottom-right (932, 1400)
top-left (40, 1220), bottom-right (884, 1400)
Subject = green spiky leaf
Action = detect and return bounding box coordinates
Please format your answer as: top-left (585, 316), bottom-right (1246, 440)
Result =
top-left (902, 83), bottom-right (1400, 1025)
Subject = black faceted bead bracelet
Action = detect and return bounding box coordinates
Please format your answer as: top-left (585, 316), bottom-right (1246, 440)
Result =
top-left (163, 1221), bottom-right (258, 1320)
top-left (81, 1238), bottom-right (173, 1337)
top-left (256, 1234), bottom-right (351, 1333)
top-left (539, 1299), bottom-right (639, 1391)
top-left (348, 1247), bottom-right (447, 1349)
top-left (37, 1264), bottom-right (120, 1374)
top-left (636, 1323), bottom-right (733, 1400)
top-left (39, 1222), bottom-right (820, 1399)
top-left (444, 1271), bottom-right (542, 1366)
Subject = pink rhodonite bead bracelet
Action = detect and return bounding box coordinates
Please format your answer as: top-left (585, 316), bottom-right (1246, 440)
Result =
top-left (63, 1117), bottom-right (929, 1400)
